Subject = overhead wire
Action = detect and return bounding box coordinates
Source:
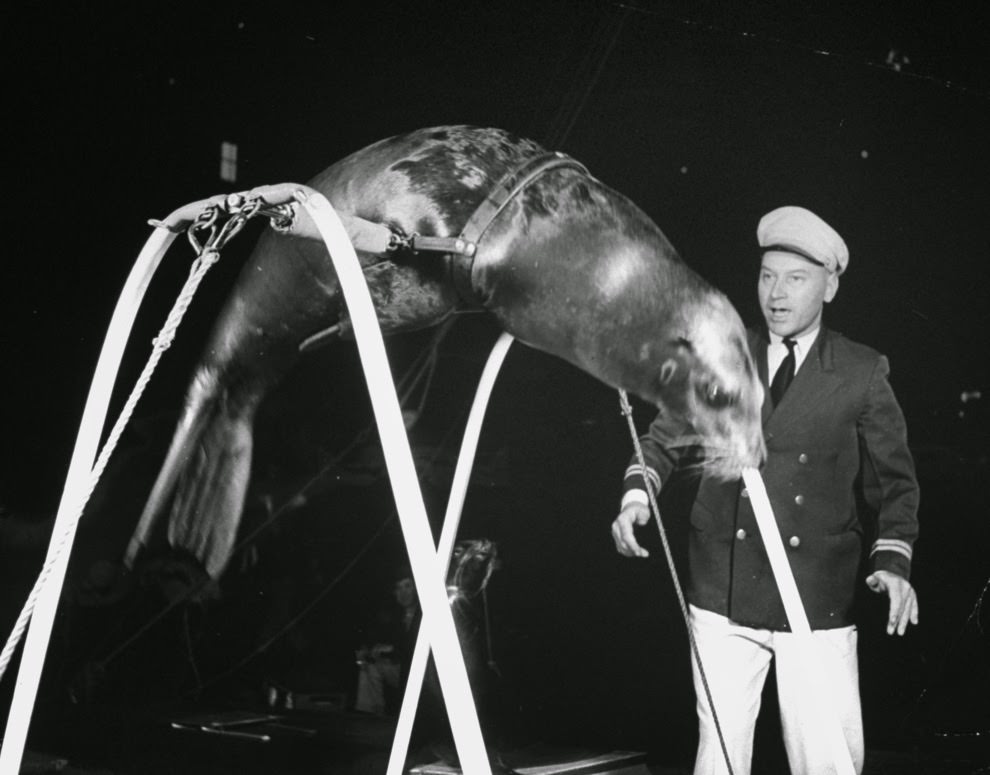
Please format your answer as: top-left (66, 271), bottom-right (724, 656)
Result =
top-left (541, 3), bottom-right (631, 149)
top-left (609, 0), bottom-right (989, 99)
top-left (184, 511), bottom-right (395, 698)
top-left (912, 573), bottom-right (990, 712)
top-left (92, 318), bottom-right (455, 673)
top-left (534, 3), bottom-right (735, 767)
top-left (186, 346), bottom-right (480, 696)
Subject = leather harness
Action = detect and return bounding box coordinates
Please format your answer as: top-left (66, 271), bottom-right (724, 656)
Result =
top-left (408, 150), bottom-right (589, 308)
top-left (298, 150), bottom-right (589, 353)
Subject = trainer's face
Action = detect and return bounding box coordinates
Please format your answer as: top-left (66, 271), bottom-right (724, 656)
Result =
top-left (758, 251), bottom-right (838, 338)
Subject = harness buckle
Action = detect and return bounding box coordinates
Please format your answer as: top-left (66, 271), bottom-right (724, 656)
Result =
top-left (408, 235), bottom-right (477, 256)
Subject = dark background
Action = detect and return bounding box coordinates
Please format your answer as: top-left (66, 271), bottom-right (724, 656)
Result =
top-left (1, 1), bottom-right (988, 771)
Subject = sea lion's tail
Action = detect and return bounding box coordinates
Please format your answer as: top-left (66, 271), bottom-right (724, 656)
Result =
top-left (125, 374), bottom-right (254, 579)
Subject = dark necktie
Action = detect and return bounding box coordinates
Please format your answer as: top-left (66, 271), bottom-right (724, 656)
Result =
top-left (770, 337), bottom-right (797, 407)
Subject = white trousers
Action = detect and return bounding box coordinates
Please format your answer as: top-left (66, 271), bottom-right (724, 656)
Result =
top-left (689, 605), bottom-right (864, 775)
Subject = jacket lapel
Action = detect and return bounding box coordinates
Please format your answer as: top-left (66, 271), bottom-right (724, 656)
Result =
top-left (761, 328), bottom-right (843, 435)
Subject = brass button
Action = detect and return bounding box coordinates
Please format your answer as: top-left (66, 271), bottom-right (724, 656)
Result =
top-left (798, 453), bottom-right (809, 464)
top-left (789, 535), bottom-right (801, 548)
top-left (735, 528), bottom-right (747, 540)
top-left (794, 494), bottom-right (805, 506)
top-left (740, 488), bottom-right (749, 499)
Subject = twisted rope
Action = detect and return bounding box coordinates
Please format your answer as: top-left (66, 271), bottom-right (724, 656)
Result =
top-left (0, 248), bottom-right (222, 681)
top-left (617, 389), bottom-right (734, 775)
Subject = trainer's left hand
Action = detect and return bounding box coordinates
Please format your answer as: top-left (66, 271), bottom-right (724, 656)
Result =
top-left (866, 570), bottom-right (919, 636)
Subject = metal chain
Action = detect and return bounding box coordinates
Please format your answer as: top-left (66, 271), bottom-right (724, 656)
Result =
top-left (259, 201), bottom-right (297, 234)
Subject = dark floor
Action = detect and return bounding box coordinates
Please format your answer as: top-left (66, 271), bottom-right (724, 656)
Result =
top-left (12, 700), bottom-right (989, 775)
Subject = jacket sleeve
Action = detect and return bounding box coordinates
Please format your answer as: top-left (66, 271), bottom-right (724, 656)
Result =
top-left (857, 355), bottom-right (920, 580)
top-left (621, 410), bottom-right (699, 506)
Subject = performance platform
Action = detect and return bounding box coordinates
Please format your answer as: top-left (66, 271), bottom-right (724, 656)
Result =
top-left (411, 748), bottom-right (650, 775)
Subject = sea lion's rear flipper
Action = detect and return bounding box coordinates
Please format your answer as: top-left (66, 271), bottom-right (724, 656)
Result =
top-left (125, 379), bottom-right (253, 579)
top-left (165, 407), bottom-right (253, 578)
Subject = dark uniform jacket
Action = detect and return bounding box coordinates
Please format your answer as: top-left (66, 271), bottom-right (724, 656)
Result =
top-left (624, 327), bottom-right (919, 630)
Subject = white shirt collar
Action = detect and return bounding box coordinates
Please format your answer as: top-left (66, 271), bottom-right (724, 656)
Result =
top-left (768, 326), bottom-right (819, 379)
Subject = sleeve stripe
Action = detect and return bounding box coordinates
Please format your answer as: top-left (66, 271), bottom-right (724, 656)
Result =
top-left (624, 463), bottom-right (661, 493)
top-left (870, 539), bottom-right (913, 561)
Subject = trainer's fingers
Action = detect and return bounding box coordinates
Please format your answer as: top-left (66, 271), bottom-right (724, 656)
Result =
top-left (887, 598), bottom-right (907, 635)
top-left (611, 515), bottom-right (649, 558)
top-left (896, 589), bottom-right (919, 635)
top-left (865, 573), bottom-right (884, 593)
top-left (890, 584), bottom-right (919, 636)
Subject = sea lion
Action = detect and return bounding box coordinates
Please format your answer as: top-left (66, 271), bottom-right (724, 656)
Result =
top-left (126, 125), bottom-right (765, 577)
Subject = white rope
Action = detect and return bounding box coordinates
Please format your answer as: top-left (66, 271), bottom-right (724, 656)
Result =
top-left (0, 248), bottom-right (221, 682)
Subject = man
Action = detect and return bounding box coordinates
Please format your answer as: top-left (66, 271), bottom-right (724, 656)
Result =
top-left (355, 568), bottom-right (420, 715)
top-left (611, 206), bottom-right (919, 775)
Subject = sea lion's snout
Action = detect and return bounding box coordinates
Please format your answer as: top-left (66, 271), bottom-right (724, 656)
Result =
top-left (693, 363), bottom-right (766, 474)
top-left (656, 294), bottom-right (765, 479)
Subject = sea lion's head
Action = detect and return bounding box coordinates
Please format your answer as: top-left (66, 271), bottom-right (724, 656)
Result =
top-left (646, 289), bottom-right (766, 480)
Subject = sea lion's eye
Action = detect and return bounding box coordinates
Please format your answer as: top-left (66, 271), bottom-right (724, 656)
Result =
top-left (658, 358), bottom-right (679, 385)
top-left (701, 382), bottom-right (735, 409)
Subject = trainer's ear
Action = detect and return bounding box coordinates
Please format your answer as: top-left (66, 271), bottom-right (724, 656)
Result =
top-left (824, 271), bottom-right (839, 303)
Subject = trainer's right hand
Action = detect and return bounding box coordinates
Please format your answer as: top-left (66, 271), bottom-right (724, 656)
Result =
top-left (611, 502), bottom-right (652, 558)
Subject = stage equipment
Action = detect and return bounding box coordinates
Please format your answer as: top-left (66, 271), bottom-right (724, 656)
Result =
top-left (0, 186), bottom-right (495, 774)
